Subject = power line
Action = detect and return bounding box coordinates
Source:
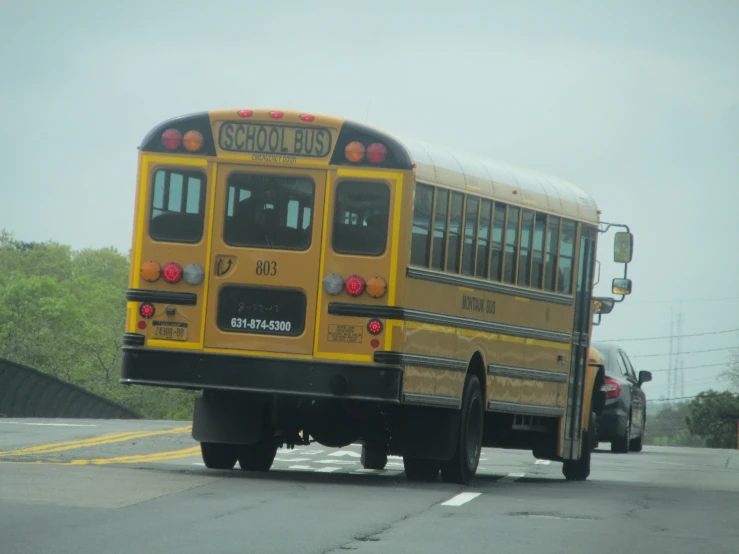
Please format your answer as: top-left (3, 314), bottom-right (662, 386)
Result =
top-left (650, 362), bottom-right (729, 373)
top-left (598, 328), bottom-right (739, 343)
top-left (631, 346), bottom-right (738, 358)
top-left (647, 392), bottom-right (739, 403)
top-left (621, 296), bottom-right (739, 305)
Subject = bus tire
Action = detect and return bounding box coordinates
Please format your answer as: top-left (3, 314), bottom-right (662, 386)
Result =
top-left (440, 373), bottom-right (483, 485)
top-left (403, 457), bottom-right (439, 481)
top-left (200, 442), bottom-right (238, 470)
top-left (562, 410), bottom-right (594, 481)
top-left (238, 441), bottom-right (278, 472)
top-left (361, 445), bottom-right (388, 470)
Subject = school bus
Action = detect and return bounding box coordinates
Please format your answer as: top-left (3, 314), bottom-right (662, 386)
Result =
top-left (120, 109), bottom-right (634, 484)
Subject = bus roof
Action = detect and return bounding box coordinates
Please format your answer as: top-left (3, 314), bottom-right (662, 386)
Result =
top-left (394, 136), bottom-right (600, 224)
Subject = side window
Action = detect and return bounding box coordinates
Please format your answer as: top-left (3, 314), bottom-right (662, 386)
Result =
top-left (475, 199), bottom-right (492, 278)
top-left (544, 216), bottom-right (560, 291)
top-left (489, 204), bottom-right (506, 281)
top-left (615, 352), bottom-right (630, 377)
top-left (410, 183), bottom-right (434, 267)
top-left (461, 196), bottom-right (479, 276)
top-left (557, 220), bottom-right (576, 294)
top-left (224, 173), bottom-right (314, 250)
top-left (619, 351), bottom-right (637, 379)
top-left (517, 209), bottom-right (535, 286)
top-left (531, 213), bottom-right (546, 289)
top-left (430, 189), bottom-right (449, 271)
top-left (332, 180), bottom-right (390, 256)
top-left (503, 206), bottom-right (520, 284)
top-left (446, 192), bottom-right (464, 273)
top-left (150, 168), bottom-right (206, 243)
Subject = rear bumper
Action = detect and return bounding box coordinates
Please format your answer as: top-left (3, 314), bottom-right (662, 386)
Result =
top-left (597, 410), bottom-right (628, 440)
top-left (120, 347), bottom-right (402, 404)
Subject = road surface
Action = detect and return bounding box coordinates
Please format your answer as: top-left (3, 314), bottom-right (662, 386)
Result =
top-left (1, 418), bottom-right (738, 553)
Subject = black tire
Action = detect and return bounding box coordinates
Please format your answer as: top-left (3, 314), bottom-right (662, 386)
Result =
top-left (361, 445), bottom-right (388, 470)
top-left (562, 410), bottom-right (594, 481)
top-left (440, 374), bottom-right (484, 485)
top-left (237, 441), bottom-right (278, 472)
top-left (611, 416), bottom-right (631, 454)
top-left (200, 442), bottom-right (238, 470)
top-left (403, 457), bottom-right (439, 481)
top-left (630, 412), bottom-right (645, 452)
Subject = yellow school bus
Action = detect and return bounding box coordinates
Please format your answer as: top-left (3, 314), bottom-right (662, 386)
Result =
top-left (120, 109), bottom-right (634, 484)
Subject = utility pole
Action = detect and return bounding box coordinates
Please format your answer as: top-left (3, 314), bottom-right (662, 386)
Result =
top-left (668, 307), bottom-right (674, 402)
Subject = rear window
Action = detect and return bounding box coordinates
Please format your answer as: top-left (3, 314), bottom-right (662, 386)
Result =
top-left (332, 180), bottom-right (390, 256)
top-left (224, 173), bottom-right (314, 251)
top-left (149, 168), bottom-right (206, 243)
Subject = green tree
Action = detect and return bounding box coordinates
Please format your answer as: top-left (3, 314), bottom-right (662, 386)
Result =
top-left (645, 401), bottom-right (704, 447)
top-left (686, 390), bottom-right (739, 449)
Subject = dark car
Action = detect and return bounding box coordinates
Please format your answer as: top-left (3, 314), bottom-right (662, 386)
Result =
top-left (591, 342), bottom-right (652, 453)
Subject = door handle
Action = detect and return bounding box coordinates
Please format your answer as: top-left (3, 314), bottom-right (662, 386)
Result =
top-left (215, 256), bottom-right (233, 277)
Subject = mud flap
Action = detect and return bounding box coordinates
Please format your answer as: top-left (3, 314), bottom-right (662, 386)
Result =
top-left (390, 405), bottom-right (460, 460)
top-left (192, 392), bottom-right (268, 445)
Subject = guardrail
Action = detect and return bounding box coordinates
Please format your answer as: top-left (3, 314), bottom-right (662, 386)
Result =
top-left (0, 358), bottom-right (139, 419)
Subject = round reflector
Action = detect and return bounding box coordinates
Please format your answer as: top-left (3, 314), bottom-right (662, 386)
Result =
top-left (162, 262), bottom-right (183, 283)
top-left (344, 275), bottom-right (366, 296)
top-left (139, 303), bottom-right (155, 319)
top-left (299, 114), bottom-right (315, 122)
top-left (140, 260), bottom-right (161, 282)
top-left (344, 141), bottom-right (365, 163)
top-left (367, 319), bottom-right (383, 335)
top-left (323, 273), bottom-right (344, 295)
top-left (370, 338), bottom-right (380, 348)
top-left (183, 130), bottom-right (204, 152)
top-left (183, 263), bottom-right (205, 285)
top-left (137, 320), bottom-right (147, 330)
top-left (268, 111), bottom-right (284, 119)
top-left (237, 109), bottom-right (254, 118)
top-left (366, 276), bottom-right (387, 299)
top-left (366, 143), bottom-right (387, 164)
top-left (161, 129), bottom-right (182, 150)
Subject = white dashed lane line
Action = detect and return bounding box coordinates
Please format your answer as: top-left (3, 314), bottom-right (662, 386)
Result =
top-left (440, 492), bottom-right (482, 507)
top-left (535, 459), bottom-right (551, 465)
top-left (500, 472), bottom-right (527, 482)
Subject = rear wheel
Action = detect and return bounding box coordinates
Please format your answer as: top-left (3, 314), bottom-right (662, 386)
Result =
top-left (361, 445), bottom-right (388, 470)
top-left (403, 457), bottom-right (439, 481)
top-left (562, 410), bottom-right (594, 481)
top-left (440, 373), bottom-right (484, 485)
top-left (200, 442), bottom-right (238, 470)
top-left (237, 441), bottom-right (278, 472)
top-left (611, 416), bottom-right (631, 454)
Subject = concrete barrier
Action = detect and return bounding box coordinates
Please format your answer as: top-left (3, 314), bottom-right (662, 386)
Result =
top-left (0, 358), bottom-right (139, 419)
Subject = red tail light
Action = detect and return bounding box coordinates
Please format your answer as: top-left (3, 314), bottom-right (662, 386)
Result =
top-left (344, 275), bottom-right (366, 296)
top-left (299, 114), bottom-right (315, 122)
top-left (366, 143), bottom-right (387, 164)
top-left (139, 303), bottom-right (155, 319)
top-left (161, 129), bottom-right (182, 150)
top-left (237, 110), bottom-right (253, 118)
top-left (268, 111), bottom-right (284, 119)
top-left (601, 377), bottom-right (621, 399)
top-left (162, 262), bottom-right (183, 283)
top-left (367, 319), bottom-right (383, 335)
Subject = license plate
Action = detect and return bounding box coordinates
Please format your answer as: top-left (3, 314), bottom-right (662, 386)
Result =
top-left (152, 321), bottom-right (188, 341)
top-left (217, 286), bottom-right (306, 336)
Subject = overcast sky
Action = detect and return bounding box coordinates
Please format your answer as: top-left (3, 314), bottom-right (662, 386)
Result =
top-left (1, 0), bottom-right (737, 400)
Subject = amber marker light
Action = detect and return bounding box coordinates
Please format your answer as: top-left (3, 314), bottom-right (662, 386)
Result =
top-left (366, 276), bottom-right (387, 299)
top-left (140, 261), bottom-right (162, 282)
top-left (344, 141), bottom-right (365, 163)
top-left (183, 130), bottom-right (204, 152)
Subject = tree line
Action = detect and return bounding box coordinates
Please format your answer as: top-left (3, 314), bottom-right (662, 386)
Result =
top-left (0, 231), bottom-right (196, 420)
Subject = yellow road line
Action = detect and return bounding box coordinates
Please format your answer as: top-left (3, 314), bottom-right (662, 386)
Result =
top-left (0, 446), bottom-right (201, 466)
top-left (0, 426), bottom-right (192, 457)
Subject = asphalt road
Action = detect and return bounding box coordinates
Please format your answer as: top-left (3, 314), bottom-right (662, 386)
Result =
top-left (1, 419), bottom-right (738, 554)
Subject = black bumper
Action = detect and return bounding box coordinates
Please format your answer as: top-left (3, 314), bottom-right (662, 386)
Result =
top-left (120, 348), bottom-right (402, 404)
top-left (597, 410), bottom-right (628, 440)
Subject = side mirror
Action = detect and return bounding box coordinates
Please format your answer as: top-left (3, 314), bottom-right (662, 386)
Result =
top-left (638, 370), bottom-right (652, 386)
top-left (612, 278), bottom-right (632, 296)
top-left (593, 297), bottom-right (615, 315)
top-left (613, 232), bottom-right (634, 264)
